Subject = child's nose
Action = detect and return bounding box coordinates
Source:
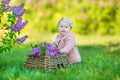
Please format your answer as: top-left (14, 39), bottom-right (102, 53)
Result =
top-left (62, 27), bottom-right (66, 29)
top-left (62, 28), bottom-right (66, 30)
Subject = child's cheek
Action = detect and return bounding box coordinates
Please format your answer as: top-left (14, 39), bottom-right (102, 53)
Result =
top-left (66, 28), bottom-right (70, 32)
top-left (58, 27), bottom-right (60, 31)
top-left (58, 28), bottom-right (62, 33)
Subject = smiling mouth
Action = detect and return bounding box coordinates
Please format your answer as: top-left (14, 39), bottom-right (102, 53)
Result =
top-left (61, 31), bottom-right (65, 33)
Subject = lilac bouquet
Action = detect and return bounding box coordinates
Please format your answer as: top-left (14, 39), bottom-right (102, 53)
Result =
top-left (30, 42), bottom-right (59, 57)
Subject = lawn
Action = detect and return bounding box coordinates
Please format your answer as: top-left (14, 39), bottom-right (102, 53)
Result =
top-left (0, 34), bottom-right (120, 80)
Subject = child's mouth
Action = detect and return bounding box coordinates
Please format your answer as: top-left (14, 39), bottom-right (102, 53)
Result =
top-left (61, 31), bottom-right (65, 33)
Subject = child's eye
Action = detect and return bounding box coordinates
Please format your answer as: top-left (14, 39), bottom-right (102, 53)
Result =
top-left (60, 26), bottom-right (63, 28)
top-left (65, 26), bottom-right (68, 28)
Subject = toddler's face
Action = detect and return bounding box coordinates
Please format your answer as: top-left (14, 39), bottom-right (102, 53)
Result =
top-left (58, 21), bottom-right (71, 36)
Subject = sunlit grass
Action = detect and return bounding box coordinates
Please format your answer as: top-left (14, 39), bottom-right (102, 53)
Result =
top-left (24, 31), bottom-right (120, 46)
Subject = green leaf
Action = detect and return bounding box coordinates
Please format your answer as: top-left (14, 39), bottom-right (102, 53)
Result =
top-left (12, 13), bottom-right (16, 21)
top-left (18, 32), bottom-right (20, 35)
top-left (7, 13), bottom-right (16, 25)
top-left (11, 20), bottom-right (15, 24)
top-left (0, 18), bottom-right (1, 23)
top-left (7, 13), bottom-right (12, 19)
top-left (0, 16), bottom-right (2, 23)
top-left (9, 32), bottom-right (14, 39)
top-left (8, 19), bottom-right (12, 22)
top-left (3, 23), bottom-right (9, 27)
top-left (3, 23), bottom-right (10, 30)
top-left (5, 27), bottom-right (10, 30)
top-left (0, 46), bottom-right (3, 53)
top-left (40, 46), bottom-right (46, 55)
top-left (0, 6), bottom-right (3, 16)
top-left (3, 48), bottom-right (7, 52)
top-left (30, 43), bottom-right (39, 48)
top-left (6, 44), bottom-right (12, 52)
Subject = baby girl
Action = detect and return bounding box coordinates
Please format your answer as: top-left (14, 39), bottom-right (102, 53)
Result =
top-left (55, 17), bottom-right (82, 64)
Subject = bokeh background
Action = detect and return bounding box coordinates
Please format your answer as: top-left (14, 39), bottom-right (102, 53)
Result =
top-left (5, 0), bottom-right (120, 44)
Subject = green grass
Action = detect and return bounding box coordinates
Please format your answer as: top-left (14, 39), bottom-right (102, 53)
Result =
top-left (0, 45), bottom-right (119, 80)
top-left (0, 35), bottom-right (120, 80)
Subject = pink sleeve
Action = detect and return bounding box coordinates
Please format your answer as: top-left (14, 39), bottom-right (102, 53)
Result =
top-left (60, 38), bottom-right (75, 53)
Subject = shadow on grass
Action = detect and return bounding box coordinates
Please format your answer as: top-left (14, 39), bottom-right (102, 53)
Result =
top-left (78, 40), bottom-right (120, 56)
top-left (106, 41), bottom-right (120, 55)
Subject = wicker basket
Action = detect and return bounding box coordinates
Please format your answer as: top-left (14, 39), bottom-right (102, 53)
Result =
top-left (23, 53), bottom-right (70, 71)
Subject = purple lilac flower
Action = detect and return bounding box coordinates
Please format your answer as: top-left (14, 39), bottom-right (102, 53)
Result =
top-left (2, 0), bottom-right (10, 5)
top-left (2, 0), bottom-right (11, 12)
top-left (11, 3), bottom-right (26, 17)
top-left (30, 47), bottom-right (41, 56)
top-left (16, 35), bottom-right (28, 44)
top-left (2, 5), bottom-right (11, 12)
top-left (46, 42), bottom-right (56, 47)
top-left (46, 43), bottom-right (59, 57)
top-left (10, 18), bottom-right (28, 32)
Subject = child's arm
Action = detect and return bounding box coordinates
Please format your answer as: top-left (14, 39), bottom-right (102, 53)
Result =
top-left (60, 38), bottom-right (75, 54)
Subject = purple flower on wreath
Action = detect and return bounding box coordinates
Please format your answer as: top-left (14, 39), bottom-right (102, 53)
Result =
top-left (30, 47), bottom-right (41, 56)
top-left (16, 35), bottom-right (28, 44)
top-left (11, 3), bottom-right (26, 17)
top-left (2, 0), bottom-right (10, 5)
top-left (10, 18), bottom-right (28, 32)
top-left (46, 43), bottom-right (59, 57)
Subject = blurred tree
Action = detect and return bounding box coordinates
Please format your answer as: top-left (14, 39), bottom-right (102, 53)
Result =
top-left (15, 0), bottom-right (120, 35)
